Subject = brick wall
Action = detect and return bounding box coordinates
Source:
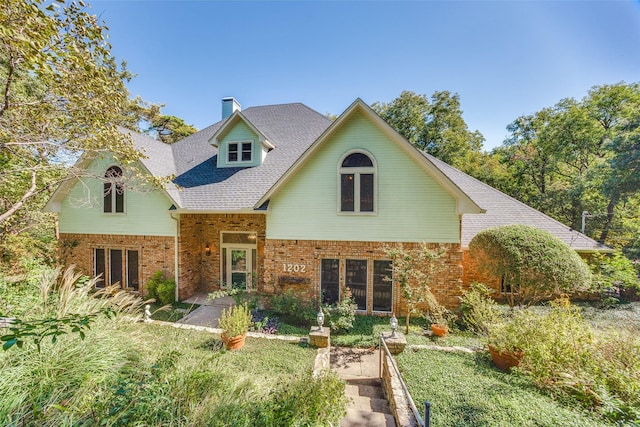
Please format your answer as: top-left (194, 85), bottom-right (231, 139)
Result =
top-left (462, 249), bottom-right (501, 291)
top-left (178, 213), bottom-right (266, 300)
top-left (263, 239), bottom-right (465, 313)
top-left (58, 233), bottom-right (175, 296)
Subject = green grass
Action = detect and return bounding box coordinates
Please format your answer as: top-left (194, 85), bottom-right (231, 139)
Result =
top-left (148, 301), bottom-right (198, 321)
top-left (397, 349), bottom-right (613, 427)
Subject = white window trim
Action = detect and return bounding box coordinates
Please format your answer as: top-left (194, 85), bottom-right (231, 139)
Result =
top-left (103, 164), bottom-right (126, 215)
top-left (220, 231), bottom-right (258, 290)
top-left (227, 140), bottom-right (254, 164)
top-left (337, 150), bottom-right (378, 215)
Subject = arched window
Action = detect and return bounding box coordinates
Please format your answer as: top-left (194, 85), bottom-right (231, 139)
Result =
top-left (103, 166), bottom-right (124, 213)
top-left (339, 151), bottom-right (376, 213)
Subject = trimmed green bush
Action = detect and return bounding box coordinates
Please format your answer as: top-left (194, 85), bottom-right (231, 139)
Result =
top-left (269, 289), bottom-right (316, 326)
top-left (469, 224), bottom-right (592, 306)
top-left (145, 271), bottom-right (175, 305)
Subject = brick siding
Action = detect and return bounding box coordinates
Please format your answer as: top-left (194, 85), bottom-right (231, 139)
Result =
top-left (177, 213), bottom-right (266, 300)
top-left (58, 233), bottom-right (175, 296)
top-left (263, 239), bottom-right (465, 313)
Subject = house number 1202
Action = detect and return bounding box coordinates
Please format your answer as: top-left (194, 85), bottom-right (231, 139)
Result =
top-left (283, 263), bottom-right (306, 273)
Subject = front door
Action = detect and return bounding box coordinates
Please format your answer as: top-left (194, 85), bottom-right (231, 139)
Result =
top-left (223, 247), bottom-right (253, 290)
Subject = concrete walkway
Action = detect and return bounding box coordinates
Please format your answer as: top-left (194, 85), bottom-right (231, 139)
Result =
top-left (177, 292), bottom-right (234, 328)
top-left (331, 347), bottom-right (396, 427)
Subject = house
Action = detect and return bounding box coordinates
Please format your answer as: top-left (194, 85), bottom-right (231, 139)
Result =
top-left (45, 98), bottom-right (608, 313)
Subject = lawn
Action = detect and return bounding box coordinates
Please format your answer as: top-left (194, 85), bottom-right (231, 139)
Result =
top-left (397, 349), bottom-right (614, 427)
top-left (0, 271), bottom-right (348, 426)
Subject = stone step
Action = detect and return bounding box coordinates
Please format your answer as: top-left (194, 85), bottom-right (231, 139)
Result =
top-left (340, 409), bottom-right (396, 427)
top-left (345, 383), bottom-right (385, 400)
top-left (350, 395), bottom-right (391, 414)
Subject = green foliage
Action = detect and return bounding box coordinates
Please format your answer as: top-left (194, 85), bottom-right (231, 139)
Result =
top-left (218, 304), bottom-right (252, 338)
top-left (398, 349), bottom-right (614, 427)
top-left (268, 288), bottom-right (317, 326)
top-left (373, 90), bottom-right (485, 168)
top-left (589, 250), bottom-right (640, 296)
top-left (384, 242), bottom-right (444, 333)
top-left (470, 224), bottom-right (592, 306)
top-left (144, 270), bottom-right (175, 305)
top-left (498, 82), bottom-right (640, 254)
top-left (458, 282), bottom-right (502, 336)
top-left (487, 299), bottom-right (640, 423)
top-left (321, 289), bottom-right (356, 333)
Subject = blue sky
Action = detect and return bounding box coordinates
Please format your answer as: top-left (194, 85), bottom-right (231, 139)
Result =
top-left (91, 1), bottom-right (640, 150)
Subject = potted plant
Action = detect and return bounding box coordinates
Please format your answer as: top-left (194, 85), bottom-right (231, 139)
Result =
top-left (218, 303), bottom-right (252, 350)
top-left (487, 317), bottom-right (525, 371)
top-left (426, 291), bottom-right (450, 337)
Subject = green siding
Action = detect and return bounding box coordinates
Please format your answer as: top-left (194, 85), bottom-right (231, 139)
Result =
top-left (217, 121), bottom-right (261, 168)
top-left (267, 111), bottom-right (460, 243)
top-left (58, 155), bottom-right (176, 236)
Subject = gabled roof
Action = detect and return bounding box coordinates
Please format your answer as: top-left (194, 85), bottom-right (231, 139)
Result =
top-left (210, 111), bottom-right (275, 149)
top-left (169, 103), bottom-right (332, 211)
top-left (424, 153), bottom-right (611, 252)
top-left (256, 98), bottom-right (485, 215)
top-left (45, 128), bottom-right (179, 212)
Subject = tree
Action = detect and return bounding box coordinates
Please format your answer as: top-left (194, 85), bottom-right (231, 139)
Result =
top-left (131, 99), bottom-right (197, 143)
top-left (0, 0), bottom-right (145, 233)
top-left (497, 82), bottom-right (640, 254)
top-left (373, 90), bottom-right (485, 168)
top-left (383, 243), bottom-right (444, 334)
top-left (469, 225), bottom-right (592, 307)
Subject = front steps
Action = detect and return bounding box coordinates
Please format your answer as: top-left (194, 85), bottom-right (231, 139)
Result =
top-left (331, 347), bottom-right (396, 427)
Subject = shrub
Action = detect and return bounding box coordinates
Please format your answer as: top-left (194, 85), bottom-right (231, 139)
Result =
top-left (384, 243), bottom-right (444, 333)
top-left (589, 250), bottom-right (640, 301)
top-left (458, 282), bottom-right (502, 336)
top-left (218, 304), bottom-right (252, 338)
top-left (145, 271), bottom-right (175, 305)
top-left (487, 298), bottom-right (640, 423)
top-left (469, 224), bottom-right (592, 307)
top-left (322, 289), bottom-right (356, 333)
top-left (269, 289), bottom-right (316, 326)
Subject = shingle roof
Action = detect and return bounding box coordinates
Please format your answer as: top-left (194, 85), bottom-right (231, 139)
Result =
top-left (169, 103), bottom-right (332, 210)
top-left (422, 152), bottom-right (609, 252)
top-left (121, 100), bottom-right (606, 252)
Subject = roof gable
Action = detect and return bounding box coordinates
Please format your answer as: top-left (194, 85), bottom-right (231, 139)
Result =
top-left (256, 98), bottom-right (484, 215)
top-left (210, 111), bottom-right (275, 150)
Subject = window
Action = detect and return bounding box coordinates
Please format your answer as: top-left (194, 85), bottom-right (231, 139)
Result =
top-left (94, 248), bottom-right (139, 290)
top-left (228, 141), bottom-right (253, 163)
top-left (339, 151), bottom-right (375, 213)
top-left (346, 259), bottom-right (367, 311)
top-left (373, 260), bottom-right (393, 312)
top-left (321, 259), bottom-right (340, 305)
top-left (103, 166), bottom-right (124, 213)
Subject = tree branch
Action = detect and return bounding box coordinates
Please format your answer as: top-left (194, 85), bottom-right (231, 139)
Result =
top-left (0, 170), bottom-right (38, 226)
top-left (0, 54), bottom-right (15, 119)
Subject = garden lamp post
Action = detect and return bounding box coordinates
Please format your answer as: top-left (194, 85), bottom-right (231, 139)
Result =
top-left (390, 314), bottom-right (398, 338)
top-left (317, 310), bottom-right (324, 332)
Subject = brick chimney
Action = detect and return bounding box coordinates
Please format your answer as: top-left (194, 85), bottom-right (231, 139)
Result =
top-left (222, 97), bottom-right (241, 119)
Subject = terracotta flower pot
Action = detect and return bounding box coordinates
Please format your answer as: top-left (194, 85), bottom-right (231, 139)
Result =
top-left (488, 344), bottom-right (524, 371)
top-left (431, 323), bottom-right (448, 337)
top-left (221, 332), bottom-right (247, 350)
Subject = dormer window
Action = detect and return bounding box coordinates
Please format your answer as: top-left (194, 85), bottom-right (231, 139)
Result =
top-left (339, 151), bottom-right (376, 213)
top-left (228, 141), bottom-right (253, 163)
top-left (103, 166), bottom-right (124, 213)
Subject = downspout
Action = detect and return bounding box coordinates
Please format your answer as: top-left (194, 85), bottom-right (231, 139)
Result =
top-left (170, 213), bottom-right (180, 302)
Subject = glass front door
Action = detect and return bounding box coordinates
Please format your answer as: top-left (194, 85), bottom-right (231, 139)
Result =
top-left (222, 246), bottom-right (256, 291)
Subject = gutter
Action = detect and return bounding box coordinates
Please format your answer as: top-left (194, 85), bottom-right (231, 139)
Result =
top-left (170, 213), bottom-right (180, 302)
